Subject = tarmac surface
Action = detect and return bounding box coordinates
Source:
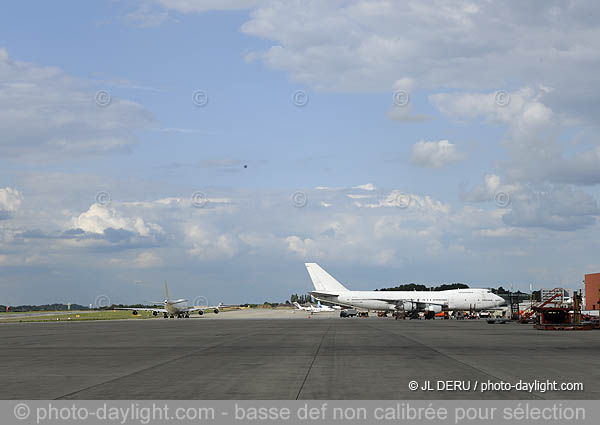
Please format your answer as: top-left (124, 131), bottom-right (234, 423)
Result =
top-left (1, 309), bottom-right (598, 400)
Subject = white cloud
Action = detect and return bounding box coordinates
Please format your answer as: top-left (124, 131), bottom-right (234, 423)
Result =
top-left (352, 183), bottom-right (377, 191)
top-left (461, 175), bottom-right (599, 231)
top-left (392, 77), bottom-right (416, 93)
top-left (285, 236), bottom-right (318, 258)
top-left (73, 203), bottom-right (162, 237)
top-left (461, 174), bottom-right (519, 203)
top-left (150, 1), bottom-right (600, 125)
top-left (503, 186), bottom-right (599, 231)
top-left (410, 139), bottom-right (464, 168)
top-left (429, 86), bottom-right (554, 129)
top-left (433, 87), bottom-right (600, 186)
top-left (108, 251), bottom-right (164, 267)
top-left (0, 48), bottom-right (153, 158)
top-left (0, 187), bottom-right (22, 216)
top-left (4, 179), bottom-right (600, 302)
top-left (185, 224), bottom-right (239, 260)
top-left (156, 0), bottom-right (262, 13)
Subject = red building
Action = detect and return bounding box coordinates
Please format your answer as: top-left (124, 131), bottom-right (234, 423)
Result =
top-left (585, 273), bottom-right (600, 310)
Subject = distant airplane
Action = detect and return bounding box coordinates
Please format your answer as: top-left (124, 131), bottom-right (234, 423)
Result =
top-left (293, 301), bottom-right (337, 314)
top-left (305, 263), bottom-right (505, 318)
top-left (117, 282), bottom-right (222, 318)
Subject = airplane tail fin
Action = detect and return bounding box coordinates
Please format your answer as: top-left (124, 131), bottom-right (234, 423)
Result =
top-left (165, 281), bottom-right (170, 301)
top-left (304, 263), bottom-right (349, 293)
top-left (293, 302), bottom-right (302, 309)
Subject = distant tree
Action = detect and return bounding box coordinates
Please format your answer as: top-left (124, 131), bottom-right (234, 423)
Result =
top-left (1, 303), bottom-right (91, 312)
top-left (378, 283), bottom-right (428, 291)
top-left (289, 293), bottom-right (312, 304)
top-left (377, 283), bottom-right (470, 291)
top-left (434, 283), bottom-right (469, 291)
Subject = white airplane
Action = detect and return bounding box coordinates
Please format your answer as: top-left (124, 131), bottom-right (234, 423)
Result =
top-left (293, 301), bottom-right (337, 313)
top-left (118, 282), bottom-right (222, 318)
top-left (305, 263), bottom-right (506, 318)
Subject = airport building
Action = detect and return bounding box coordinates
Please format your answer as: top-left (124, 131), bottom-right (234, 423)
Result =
top-left (584, 273), bottom-right (600, 310)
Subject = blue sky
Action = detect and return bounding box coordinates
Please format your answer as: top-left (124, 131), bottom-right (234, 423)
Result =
top-left (1, 1), bottom-right (599, 306)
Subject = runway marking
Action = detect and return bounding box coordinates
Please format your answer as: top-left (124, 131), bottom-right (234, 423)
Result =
top-left (359, 321), bottom-right (544, 400)
top-left (295, 320), bottom-right (333, 400)
top-left (54, 329), bottom-right (268, 400)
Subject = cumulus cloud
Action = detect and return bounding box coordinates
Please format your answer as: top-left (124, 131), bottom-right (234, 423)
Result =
top-left (461, 174), bottom-right (519, 203)
top-left (73, 203), bottom-right (162, 237)
top-left (0, 48), bottom-right (153, 158)
top-left (433, 87), bottom-right (600, 186)
top-left (4, 178), bottom-right (600, 303)
top-left (460, 175), bottom-right (600, 231)
top-left (0, 187), bottom-right (22, 219)
top-left (185, 224), bottom-right (239, 260)
top-left (503, 186), bottom-right (599, 231)
top-left (150, 1), bottom-right (596, 122)
top-left (410, 140), bottom-right (464, 168)
top-left (285, 236), bottom-right (319, 258)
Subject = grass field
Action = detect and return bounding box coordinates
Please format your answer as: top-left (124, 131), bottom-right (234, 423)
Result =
top-left (0, 307), bottom-right (254, 323)
top-left (0, 310), bottom-right (155, 323)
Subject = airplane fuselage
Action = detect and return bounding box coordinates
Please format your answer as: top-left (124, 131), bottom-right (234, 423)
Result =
top-left (164, 299), bottom-right (187, 315)
top-left (313, 288), bottom-right (504, 312)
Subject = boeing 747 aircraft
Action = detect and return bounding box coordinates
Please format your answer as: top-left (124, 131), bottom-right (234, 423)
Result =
top-left (305, 263), bottom-right (505, 318)
top-left (118, 282), bottom-right (222, 318)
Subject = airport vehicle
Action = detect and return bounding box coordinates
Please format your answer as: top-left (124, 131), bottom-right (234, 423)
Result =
top-left (117, 282), bottom-right (222, 318)
top-left (293, 301), bottom-right (336, 313)
top-left (340, 308), bottom-right (358, 317)
top-left (305, 263), bottom-right (506, 318)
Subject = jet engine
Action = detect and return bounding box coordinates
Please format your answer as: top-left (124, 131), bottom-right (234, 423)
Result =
top-left (132, 310), bottom-right (138, 316)
top-left (400, 301), bottom-right (416, 312)
top-left (152, 311), bottom-right (158, 316)
top-left (198, 310), bottom-right (204, 315)
top-left (213, 308), bottom-right (219, 314)
top-left (424, 305), bottom-right (442, 314)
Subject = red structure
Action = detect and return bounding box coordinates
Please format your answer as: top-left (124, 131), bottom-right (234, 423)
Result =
top-left (584, 273), bottom-right (600, 310)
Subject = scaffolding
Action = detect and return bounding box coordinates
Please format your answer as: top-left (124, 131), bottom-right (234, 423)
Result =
top-left (509, 293), bottom-right (521, 320)
top-left (533, 289), bottom-right (592, 330)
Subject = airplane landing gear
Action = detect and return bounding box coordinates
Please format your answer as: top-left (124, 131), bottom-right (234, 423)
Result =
top-left (393, 310), bottom-right (406, 320)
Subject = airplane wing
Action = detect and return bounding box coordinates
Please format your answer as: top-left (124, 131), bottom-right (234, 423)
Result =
top-left (184, 303), bottom-right (223, 313)
top-left (309, 291), bottom-right (355, 308)
top-left (373, 298), bottom-right (448, 309)
top-left (114, 307), bottom-right (168, 313)
top-left (309, 290), bottom-right (340, 298)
